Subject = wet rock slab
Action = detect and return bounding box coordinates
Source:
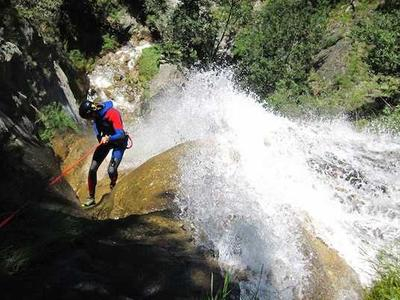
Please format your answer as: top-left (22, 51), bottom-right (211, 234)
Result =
top-left (1, 208), bottom-right (236, 300)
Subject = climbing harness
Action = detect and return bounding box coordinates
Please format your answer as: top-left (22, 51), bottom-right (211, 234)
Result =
top-left (126, 134), bottom-right (133, 149)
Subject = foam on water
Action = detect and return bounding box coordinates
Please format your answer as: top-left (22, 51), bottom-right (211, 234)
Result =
top-left (120, 70), bottom-right (400, 298)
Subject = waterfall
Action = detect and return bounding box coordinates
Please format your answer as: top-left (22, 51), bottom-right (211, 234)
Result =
top-left (87, 44), bottom-right (400, 295)
top-left (121, 70), bottom-right (400, 298)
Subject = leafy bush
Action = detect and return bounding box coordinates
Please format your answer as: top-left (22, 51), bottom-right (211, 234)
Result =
top-left (233, 0), bottom-right (330, 98)
top-left (144, 0), bottom-right (169, 34)
top-left (136, 46), bottom-right (161, 99)
top-left (67, 49), bottom-right (95, 72)
top-left (138, 46), bottom-right (161, 85)
top-left (368, 105), bottom-right (400, 133)
top-left (161, 0), bottom-right (254, 65)
top-left (163, 0), bottom-right (218, 65)
top-left (15, 0), bottom-right (64, 43)
top-left (354, 10), bottom-right (400, 76)
top-left (37, 103), bottom-right (77, 143)
top-left (101, 33), bottom-right (119, 53)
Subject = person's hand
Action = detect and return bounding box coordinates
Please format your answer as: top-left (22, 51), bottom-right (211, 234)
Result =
top-left (100, 135), bottom-right (110, 144)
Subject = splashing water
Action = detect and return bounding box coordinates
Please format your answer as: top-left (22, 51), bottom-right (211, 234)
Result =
top-left (121, 70), bottom-right (400, 298)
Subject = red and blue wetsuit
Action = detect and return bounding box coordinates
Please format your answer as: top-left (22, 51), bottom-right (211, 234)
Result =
top-left (88, 101), bottom-right (127, 197)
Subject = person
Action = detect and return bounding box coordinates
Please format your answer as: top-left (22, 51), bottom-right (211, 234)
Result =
top-left (78, 99), bottom-right (128, 207)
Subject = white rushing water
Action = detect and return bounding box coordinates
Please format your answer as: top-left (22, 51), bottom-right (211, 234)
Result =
top-left (96, 67), bottom-right (400, 298)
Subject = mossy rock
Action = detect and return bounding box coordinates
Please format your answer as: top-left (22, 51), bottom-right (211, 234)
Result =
top-left (97, 142), bottom-right (196, 219)
top-left (301, 225), bottom-right (363, 299)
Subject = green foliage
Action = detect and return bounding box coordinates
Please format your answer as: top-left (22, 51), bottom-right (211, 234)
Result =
top-left (207, 272), bottom-right (231, 300)
top-left (67, 49), bottom-right (95, 72)
top-left (267, 39), bottom-right (387, 115)
top-left (138, 46), bottom-right (161, 85)
top-left (101, 33), bottom-right (119, 53)
top-left (211, 0), bottom-right (254, 59)
top-left (233, 0), bottom-right (330, 98)
top-left (15, 0), bottom-right (64, 43)
top-left (354, 10), bottom-right (400, 76)
top-left (379, 0), bottom-right (400, 11)
top-left (163, 0), bottom-right (218, 65)
top-left (161, 0), bottom-right (254, 65)
top-left (144, 0), bottom-right (169, 34)
top-left (364, 104), bottom-right (400, 133)
top-left (137, 46), bottom-right (161, 99)
top-left (37, 103), bottom-right (77, 143)
top-left (364, 247), bottom-right (400, 300)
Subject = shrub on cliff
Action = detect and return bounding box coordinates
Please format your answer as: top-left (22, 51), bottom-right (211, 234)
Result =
top-left (137, 45), bottom-right (161, 99)
top-left (163, 0), bottom-right (218, 65)
top-left (233, 0), bottom-right (330, 98)
top-left (37, 103), bottom-right (77, 143)
top-left (355, 9), bottom-right (400, 77)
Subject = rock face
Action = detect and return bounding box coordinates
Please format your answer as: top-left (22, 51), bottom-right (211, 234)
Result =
top-left (105, 142), bottom-right (190, 219)
top-left (1, 199), bottom-right (235, 299)
top-left (52, 134), bottom-right (192, 219)
top-left (0, 0), bottom-right (85, 212)
top-left (301, 227), bottom-right (363, 299)
top-left (0, 1), bottom-right (85, 143)
top-left (312, 38), bottom-right (352, 89)
top-left (149, 63), bottom-right (184, 98)
top-left (29, 135), bottom-right (236, 299)
top-left (55, 135), bottom-right (364, 298)
top-left (0, 2), bottom-right (235, 299)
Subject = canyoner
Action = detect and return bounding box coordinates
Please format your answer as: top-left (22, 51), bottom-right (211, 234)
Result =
top-left (79, 97), bottom-right (131, 208)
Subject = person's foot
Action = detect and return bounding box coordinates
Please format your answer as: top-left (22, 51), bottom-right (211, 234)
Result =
top-left (82, 196), bottom-right (95, 207)
top-left (110, 181), bottom-right (116, 191)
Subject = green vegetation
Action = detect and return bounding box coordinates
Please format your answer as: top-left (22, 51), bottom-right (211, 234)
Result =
top-left (66, 33), bottom-right (119, 73)
top-left (143, 0), bottom-right (169, 35)
top-left (350, 4), bottom-right (400, 129)
top-left (364, 247), bottom-right (400, 300)
top-left (137, 46), bottom-right (161, 98)
top-left (207, 272), bottom-right (231, 300)
top-left (37, 103), bottom-right (78, 143)
top-left (355, 10), bottom-right (400, 76)
top-left (162, 0), bottom-right (253, 65)
top-left (138, 46), bottom-right (161, 83)
top-left (159, 0), bottom-right (399, 130)
top-left (14, 0), bottom-right (64, 44)
top-left (233, 0), bottom-right (330, 97)
top-left (163, 0), bottom-right (217, 65)
top-left (67, 49), bottom-right (96, 73)
top-left (101, 33), bottom-right (119, 53)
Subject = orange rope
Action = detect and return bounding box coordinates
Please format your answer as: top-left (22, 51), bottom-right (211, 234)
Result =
top-left (0, 144), bottom-right (99, 229)
top-left (48, 144), bottom-right (99, 186)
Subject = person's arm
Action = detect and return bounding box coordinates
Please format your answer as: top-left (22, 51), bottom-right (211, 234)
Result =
top-left (93, 122), bottom-right (102, 143)
top-left (105, 109), bottom-right (125, 142)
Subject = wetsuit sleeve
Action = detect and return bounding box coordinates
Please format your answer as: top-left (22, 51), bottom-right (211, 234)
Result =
top-left (93, 122), bottom-right (102, 142)
top-left (105, 109), bottom-right (125, 142)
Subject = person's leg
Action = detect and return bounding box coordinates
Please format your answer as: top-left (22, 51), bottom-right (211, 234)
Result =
top-left (108, 144), bottom-right (126, 190)
top-left (87, 144), bottom-right (110, 199)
